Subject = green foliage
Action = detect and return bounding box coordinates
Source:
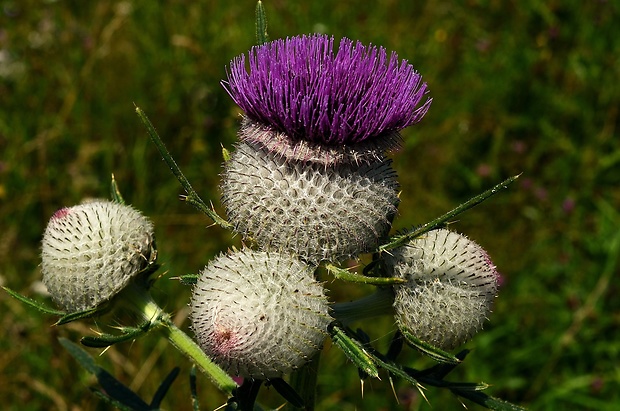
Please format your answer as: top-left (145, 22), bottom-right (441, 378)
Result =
top-left (1, 0), bottom-right (618, 410)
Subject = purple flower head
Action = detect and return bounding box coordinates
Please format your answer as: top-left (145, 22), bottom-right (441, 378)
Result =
top-left (222, 34), bottom-right (431, 165)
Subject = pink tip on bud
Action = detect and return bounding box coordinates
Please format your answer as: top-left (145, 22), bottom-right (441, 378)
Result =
top-left (51, 207), bottom-right (71, 220)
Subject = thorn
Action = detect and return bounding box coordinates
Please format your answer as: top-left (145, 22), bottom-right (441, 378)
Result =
top-left (381, 248), bottom-right (395, 257)
top-left (100, 345), bottom-right (111, 356)
top-left (416, 383), bottom-right (429, 405)
top-left (360, 378), bottom-right (364, 399)
top-left (389, 375), bottom-right (399, 404)
top-left (457, 396), bottom-right (468, 409)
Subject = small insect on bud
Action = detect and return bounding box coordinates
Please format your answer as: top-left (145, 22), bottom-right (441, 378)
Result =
top-left (41, 200), bottom-right (155, 312)
top-left (190, 250), bottom-right (332, 379)
top-left (385, 229), bottom-right (499, 351)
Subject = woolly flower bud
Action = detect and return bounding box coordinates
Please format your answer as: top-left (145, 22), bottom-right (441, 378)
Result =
top-left (385, 229), bottom-right (499, 350)
top-left (41, 201), bottom-right (155, 312)
top-left (222, 34), bottom-right (431, 165)
top-left (221, 142), bottom-right (400, 264)
top-left (190, 250), bottom-right (331, 379)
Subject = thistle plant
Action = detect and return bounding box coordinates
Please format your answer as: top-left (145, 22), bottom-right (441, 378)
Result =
top-left (3, 2), bottom-right (527, 410)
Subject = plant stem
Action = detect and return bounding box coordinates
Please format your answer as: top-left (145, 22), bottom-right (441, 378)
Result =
top-left (287, 352), bottom-right (321, 411)
top-left (331, 287), bottom-right (395, 327)
top-left (120, 282), bottom-right (238, 394)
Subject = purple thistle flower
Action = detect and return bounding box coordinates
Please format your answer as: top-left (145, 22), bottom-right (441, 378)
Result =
top-left (222, 34), bottom-right (431, 165)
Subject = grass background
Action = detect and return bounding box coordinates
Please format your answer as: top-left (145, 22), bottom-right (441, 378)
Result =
top-left (1, 0), bottom-right (618, 410)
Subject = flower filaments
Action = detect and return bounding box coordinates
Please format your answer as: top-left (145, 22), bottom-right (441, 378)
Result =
top-left (222, 34), bottom-right (431, 165)
top-left (385, 229), bottom-right (499, 350)
top-left (41, 200), bottom-right (155, 312)
top-left (190, 250), bottom-right (332, 379)
top-left (221, 142), bottom-right (400, 264)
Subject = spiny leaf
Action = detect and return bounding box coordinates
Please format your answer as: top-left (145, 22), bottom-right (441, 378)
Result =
top-left (60, 338), bottom-right (151, 410)
top-left (110, 173), bottom-right (126, 204)
top-left (380, 174), bottom-right (520, 252)
top-left (452, 388), bottom-right (528, 411)
top-left (135, 106), bottom-right (232, 230)
top-left (81, 321), bottom-right (153, 348)
top-left (255, 1), bottom-right (269, 45)
top-left (269, 378), bottom-right (305, 408)
top-left (2, 286), bottom-right (65, 316)
top-left (178, 273), bottom-right (199, 286)
top-left (150, 367), bottom-right (180, 408)
top-left (399, 328), bottom-right (461, 364)
top-left (55, 305), bottom-right (107, 325)
top-left (325, 264), bottom-right (406, 285)
top-left (329, 323), bottom-right (379, 379)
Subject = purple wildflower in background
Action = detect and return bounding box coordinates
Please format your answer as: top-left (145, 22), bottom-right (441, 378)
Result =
top-left (222, 34), bottom-right (431, 165)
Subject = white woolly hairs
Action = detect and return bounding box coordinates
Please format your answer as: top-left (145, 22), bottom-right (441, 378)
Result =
top-left (190, 249), bottom-right (332, 379)
top-left (41, 200), bottom-right (155, 312)
top-left (385, 229), bottom-right (499, 350)
top-left (220, 141), bottom-right (400, 264)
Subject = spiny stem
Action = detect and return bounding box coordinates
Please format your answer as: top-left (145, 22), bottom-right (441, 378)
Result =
top-left (380, 174), bottom-right (521, 252)
top-left (325, 264), bottom-right (405, 285)
top-left (135, 106), bottom-right (233, 230)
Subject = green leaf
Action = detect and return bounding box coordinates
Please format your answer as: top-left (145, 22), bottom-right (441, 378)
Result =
top-left (325, 264), bottom-right (406, 285)
top-left (451, 388), bottom-right (528, 411)
top-left (399, 328), bottom-right (461, 364)
top-left (110, 173), bottom-right (126, 204)
top-left (178, 273), bottom-right (199, 286)
top-left (2, 286), bottom-right (65, 315)
top-left (135, 106), bottom-right (232, 230)
top-left (91, 388), bottom-right (137, 411)
top-left (55, 305), bottom-right (107, 325)
top-left (189, 366), bottom-right (200, 411)
top-left (412, 349), bottom-right (469, 380)
top-left (81, 321), bottom-right (153, 348)
top-left (380, 174), bottom-right (520, 252)
top-left (329, 323), bottom-right (379, 379)
top-left (60, 337), bottom-right (151, 410)
top-left (233, 378), bottom-right (263, 411)
top-left (59, 337), bottom-right (98, 374)
top-left (255, 1), bottom-right (269, 45)
top-left (150, 367), bottom-right (180, 408)
top-left (269, 378), bottom-right (304, 408)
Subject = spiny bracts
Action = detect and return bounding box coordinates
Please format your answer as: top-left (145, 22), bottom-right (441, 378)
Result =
top-left (384, 229), bottom-right (499, 350)
top-left (41, 200), bottom-right (155, 312)
top-left (190, 249), bottom-right (332, 379)
top-left (221, 141), bottom-right (400, 264)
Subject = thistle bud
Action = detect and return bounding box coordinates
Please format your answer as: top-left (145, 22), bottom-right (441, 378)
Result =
top-left (190, 250), bottom-right (332, 379)
top-left (221, 142), bottom-right (399, 264)
top-left (41, 200), bottom-right (155, 312)
top-left (385, 229), bottom-right (499, 350)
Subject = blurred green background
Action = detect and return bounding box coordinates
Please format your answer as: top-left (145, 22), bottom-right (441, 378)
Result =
top-left (1, 0), bottom-right (618, 410)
